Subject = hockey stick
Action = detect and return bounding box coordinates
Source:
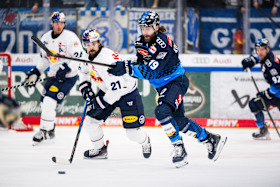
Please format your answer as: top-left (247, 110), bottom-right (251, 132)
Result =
top-left (247, 68), bottom-right (280, 138)
top-left (52, 97), bottom-right (89, 164)
top-left (31, 35), bottom-right (114, 68)
top-left (1, 77), bottom-right (51, 92)
top-left (258, 8), bottom-right (280, 29)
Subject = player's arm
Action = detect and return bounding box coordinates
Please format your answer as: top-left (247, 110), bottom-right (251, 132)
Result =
top-left (241, 55), bottom-right (260, 70)
top-left (78, 62), bottom-right (95, 101)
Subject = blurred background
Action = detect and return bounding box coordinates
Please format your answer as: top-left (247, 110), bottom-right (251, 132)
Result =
top-left (0, 0), bottom-right (279, 128)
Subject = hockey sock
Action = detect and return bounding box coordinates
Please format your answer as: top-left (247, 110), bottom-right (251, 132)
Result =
top-left (40, 96), bottom-right (57, 131)
top-left (84, 116), bottom-right (104, 149)
top-left (254, 111), bottom-right (265, 128)
top-left (182, 120), bottom-right (208, 141)
top-left (126, 128), bottom-right (148, 144)
top-left (161, 119), bottom-right (181, 143)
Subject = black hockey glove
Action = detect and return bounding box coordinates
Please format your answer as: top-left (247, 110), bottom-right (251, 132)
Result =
top-left (25, 67), bottom-right (41, 87)
top-left (87, 96), bottom-right (109, 117)
top-left (79, 81), bottom-right (96, 101)
top-left (241, 56), bottom-right (257, 71)
top-left (56, 63), bottom-right (71, 82)
top-left (107, 60), bottom-right (132, 76)
top-left (257, 89), bottom-right (273, 100)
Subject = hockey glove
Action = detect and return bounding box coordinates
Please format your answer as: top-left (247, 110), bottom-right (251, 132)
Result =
top-left (257, 89), bottom-right (273, 100)
top-left (56, 63), bottom-right (71, 82)
top-left (0, 94), bottom-right (21, 128)
top-left (107, 60), bottom-right (132, 76)
top-left (87, 96), bottom-right (109, 117)
top-left (79, 81), bottom-right (96, 101)
top-left (242, 56), bottom-right (257, 71)
top-left (25, 67), bottom-right (41, 87)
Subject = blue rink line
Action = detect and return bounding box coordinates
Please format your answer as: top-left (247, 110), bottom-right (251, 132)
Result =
top-left (12, 66), bottom-right (261, 72)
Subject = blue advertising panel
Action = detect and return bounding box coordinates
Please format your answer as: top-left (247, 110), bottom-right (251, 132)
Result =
top-left (200, 8), bottom-right (280, 54)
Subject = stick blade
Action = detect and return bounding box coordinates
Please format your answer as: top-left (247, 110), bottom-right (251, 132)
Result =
top-left (52, 156), bottom-right (71, 165)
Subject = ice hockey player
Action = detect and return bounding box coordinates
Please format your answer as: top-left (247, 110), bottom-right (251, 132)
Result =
top-left (108, 11), bottom-right (227, 168)
top-left (25, 12), bottom-right (84, 145)
top-left (78, 29), bottom-right (151, 159)
top-left (242, 38), bottom-right (280, 140)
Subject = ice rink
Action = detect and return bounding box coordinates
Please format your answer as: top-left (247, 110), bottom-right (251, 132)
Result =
top-left (1, 126), bottom-right (280, 187)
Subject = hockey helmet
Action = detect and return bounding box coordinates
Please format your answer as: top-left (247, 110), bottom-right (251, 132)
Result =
top-left (50, 12), bottom-right (66, 23)
top-left (255, 38), bottom-right (270, 49)
top-left (138, 11), bottom-right (160, 30)
top-left (81, 29), bottom-right (101, 49)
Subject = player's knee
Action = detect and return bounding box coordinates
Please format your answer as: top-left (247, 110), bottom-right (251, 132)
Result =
top-left (249, 98), bottom-right (262, 113)
top-left (126, 128), bottom-right (147, 144)
top-left (155, 103), bottom-right (173, 122)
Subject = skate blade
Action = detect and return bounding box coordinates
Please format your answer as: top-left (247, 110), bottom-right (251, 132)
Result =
top-left (32, 139), bottom-right (55, 146)
top-left (253, 136), bottom-right (271, 140)
top-left (213, 136), bottom-right (227, 162)
top-left (174, 158), bottom-right (188, 168)
top-left (83, 153), bottom-right (108, 159)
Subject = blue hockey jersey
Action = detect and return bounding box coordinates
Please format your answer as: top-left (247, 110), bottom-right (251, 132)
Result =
top-left (255, 51), bottom-right (280, 98)
top-left (131, 32), bottom-right (185, 88)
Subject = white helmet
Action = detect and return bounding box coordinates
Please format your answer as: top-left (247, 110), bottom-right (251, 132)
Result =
top-left (50, 12), bottom-right (66, 24)
top-left (81, 29), bottom-right (101, 49)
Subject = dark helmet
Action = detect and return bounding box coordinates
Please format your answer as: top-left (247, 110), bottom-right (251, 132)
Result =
top-left (138, 11), bottom-right (160, 30)
top-left (255, 38), bottom-right (270, 49)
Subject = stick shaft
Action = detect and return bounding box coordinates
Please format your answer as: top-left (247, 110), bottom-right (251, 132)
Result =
top-left (31, 35), bottom-right (114, 68)
top-left (69, 98), bottom-right (89, 163)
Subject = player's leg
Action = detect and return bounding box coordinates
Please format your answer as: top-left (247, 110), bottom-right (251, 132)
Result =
top-left (155, 76), bottom-right (189, 167)
top-left (118, 88), bottom-right (151, 158)
top-left (174, 102), bottom-right (227, 161)
top-left (33, 76), bottom-right (77, 144)
top-left (83, 90), bottom-right (114, 159)
top-left (248, 96), bottom-right (278, 140)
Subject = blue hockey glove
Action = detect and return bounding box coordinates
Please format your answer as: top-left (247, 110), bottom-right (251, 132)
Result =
top-left (87, 96), bottom-right (109, 117)
top-left (25, 67), bottom-right (41, 87)
top-left (257, 89), bottom-right (273, 100)
top-left (241, 56), bottom-right (257, 71)
top-left (79, 81), bottom-right (96, 101)
top-left (107, 60), bottom-right (132, 76)
top-left (56, 63), bottom-right (71, 82)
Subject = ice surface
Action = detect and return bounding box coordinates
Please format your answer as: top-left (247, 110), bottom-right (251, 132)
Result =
top-left (0, 127), bottom-right (280, 187)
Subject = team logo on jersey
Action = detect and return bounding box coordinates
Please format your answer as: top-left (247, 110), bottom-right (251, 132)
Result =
top-left (58, 42), bottom-right (66, 53)
top-left (123, 116), bottom-right (138, 123)
top-left (90, 71), bottom-right (103, 83)
top-left (156, 37), bottom-right (166, 48)
top-left (156, 52), bottom-right (167, 59)
top-left (167, 36), bottom-right (172, 47)
top-left (175, 94), bottom-right (183, 109)
top-left (137, 48), bottom-right (148, 57)
top-left (47, 50), bottom-right (59, 63)
top-left (149, 45), bottom-right (157, 54)
top-left (49, 85), bottom-right (59, 92)
top-left (112, 52), bottom-right (119, 60)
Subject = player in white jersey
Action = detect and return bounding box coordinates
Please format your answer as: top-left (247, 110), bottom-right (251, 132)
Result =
top-left (25, 12), bottom-right (84, 144)
top-left (78, 29), bottom-right (151, 159)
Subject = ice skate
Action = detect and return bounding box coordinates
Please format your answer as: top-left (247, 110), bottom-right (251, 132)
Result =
top-left (171, 140), bottom-right (188, 168)
top-left (142, 136), bottom-right (152, 159)
top-left (252, 124), bottom-right (271, 140)
top-left (84, 140), bottom-right (109, 159)
top-left (202, 132), bottom-right (227, 161)
top-left (32, 126), bottom-right (55, 146)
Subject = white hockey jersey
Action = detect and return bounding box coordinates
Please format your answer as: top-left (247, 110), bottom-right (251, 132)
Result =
top-left (78, 47), bottom-right (137, 105)
top-left (36, 29), bottom-right (84, 78)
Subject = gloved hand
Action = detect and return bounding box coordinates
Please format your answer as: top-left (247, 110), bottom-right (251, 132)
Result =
top-left (242, 56), bottom-right (257, 71)
top-left (56, 63), bottom-right (71, 82)
top-left (79, 81), bottom-right (96, 101)
top-left (25, 67), bottom-right (41, 87)
top-left (107, 60), bottom-right (132, 76)
top-left (87, 96), bottom-right (109, 117)
top-left (257, 89), bottom-right (273, 100)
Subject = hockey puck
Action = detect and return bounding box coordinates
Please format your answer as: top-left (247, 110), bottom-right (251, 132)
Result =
top-left (58, 171), bottom-right (66, 174)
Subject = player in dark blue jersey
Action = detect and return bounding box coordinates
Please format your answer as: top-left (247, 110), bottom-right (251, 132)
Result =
top-left (108, 11), bottom-right (227, 168)
top-left (242, 38), bottom-right (280, 140)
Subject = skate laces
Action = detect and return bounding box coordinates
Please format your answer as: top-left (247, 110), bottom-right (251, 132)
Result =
top-left (171, 143), bottom-right (184, 157)
top-left (142, 143), bottom-right (151, 153)
top-left (88, 149), bottom-right (101, 156)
